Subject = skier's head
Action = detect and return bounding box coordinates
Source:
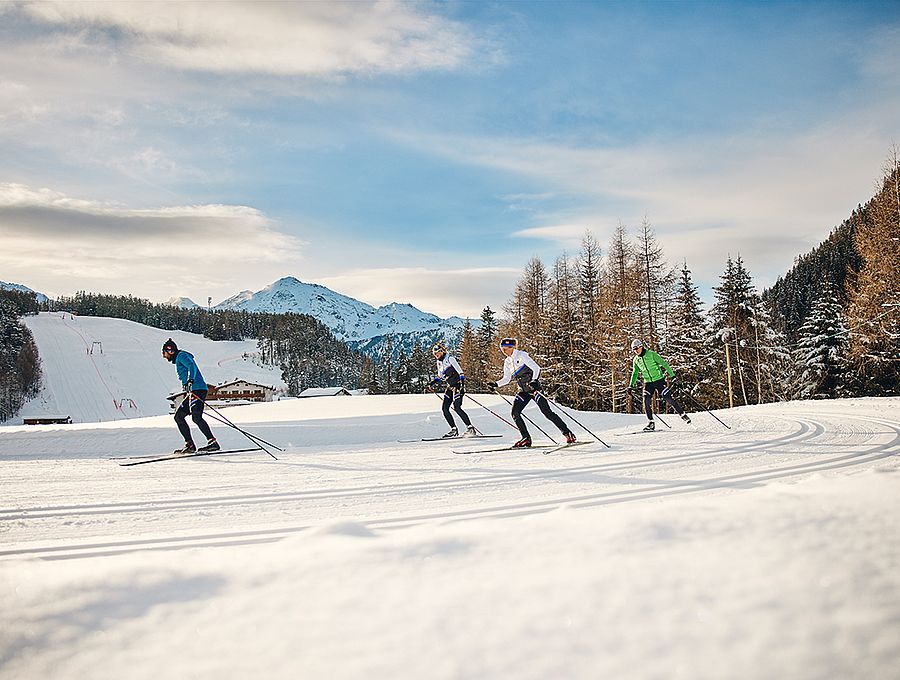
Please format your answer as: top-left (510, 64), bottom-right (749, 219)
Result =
top-left (499, 337), bottom-right (517, 356)
top-left (431, 342), bottom-right (447, 359)
top-left (162, 338), bottom-right (178, 362)
top-left (631, 338), bottom-right (644, 353)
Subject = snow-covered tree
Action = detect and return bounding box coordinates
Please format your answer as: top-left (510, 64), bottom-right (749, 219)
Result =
top-left (793, 285), bottom-right (849, 399)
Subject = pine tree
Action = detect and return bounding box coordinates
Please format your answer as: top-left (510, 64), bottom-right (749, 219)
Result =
top-left (475, 306), bottom-right (499, 389)
top-left (664, 262), bottom-right (710, 400)
top-left (793, 284), bottom-right (849, 399)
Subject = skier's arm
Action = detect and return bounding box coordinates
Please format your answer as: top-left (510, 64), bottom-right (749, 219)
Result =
top-left (629, 359), bottom-right (640, 387)
top-left (495, 360), bottom-right (513, 388)
top-left (655, 352), bottom-right (675, 379)
top-left (448, 356), bottom-right (465, 380)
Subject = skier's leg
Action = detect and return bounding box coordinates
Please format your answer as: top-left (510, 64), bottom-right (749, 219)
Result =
top-left (660, 385), bottom-right (686, 416)
top-left (452, 389), bottom-right (472, 427)
top-left (642, 382), bottom-right (656, 421)
top-left (441, 389), bottom-right (456, 428)
top-left (511, 392), bottom-right (532, 439)
top-left (174, 399), bottom-right (193, 443)
top-left (189, 391), bottom-right (214, 441)
top-left (534, 391), bottom-right (569, 433)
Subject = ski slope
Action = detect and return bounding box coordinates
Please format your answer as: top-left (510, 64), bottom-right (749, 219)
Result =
top-left (18, 312), bottom-right (284, 423)
top-left (2, 395), bottom-right (898, 680)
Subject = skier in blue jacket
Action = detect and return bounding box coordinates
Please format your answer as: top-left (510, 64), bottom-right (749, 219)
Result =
top-left (162, 338), bottom-right (218, 453)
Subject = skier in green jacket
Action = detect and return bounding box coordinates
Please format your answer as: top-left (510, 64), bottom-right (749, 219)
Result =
top-left (628, 339), bottom-right (691, 431)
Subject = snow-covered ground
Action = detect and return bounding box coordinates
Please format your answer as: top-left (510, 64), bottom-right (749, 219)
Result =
top-left (2, 394), bottom-right (898, 679)
top-left (19, 312), bottom-right (284, 423)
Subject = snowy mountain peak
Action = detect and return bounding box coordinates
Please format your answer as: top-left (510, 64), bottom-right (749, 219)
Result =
top-left (164, 296), bottom-right (200, 309)
top-left (213, 277), bottom-right (465, 344)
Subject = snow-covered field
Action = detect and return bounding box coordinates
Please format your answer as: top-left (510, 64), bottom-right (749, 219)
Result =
top-left (19, 312), bottom-right (284, 423)
top-left (2, 394), bottom-right (898, 680)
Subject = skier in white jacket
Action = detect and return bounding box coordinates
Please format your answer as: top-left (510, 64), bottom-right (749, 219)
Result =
top-left (428, 342), bottom-right (477, 438)
top-left (487, 337), bottom-right (575, 448)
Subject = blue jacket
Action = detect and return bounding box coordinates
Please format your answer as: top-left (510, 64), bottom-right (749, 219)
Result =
top-left (174, 350), bottom-right (208, 391)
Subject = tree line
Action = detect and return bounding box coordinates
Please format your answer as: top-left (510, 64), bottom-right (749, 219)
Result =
top-left (445, 153), bottom-right (899, 411)
top-left (0, 290), bottom-right (42, 422)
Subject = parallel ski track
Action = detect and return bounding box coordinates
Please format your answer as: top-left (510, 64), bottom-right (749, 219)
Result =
top-left (0, 414), bottom-right (849, 520)
top-left (1, 412), bottom-right (897, 561)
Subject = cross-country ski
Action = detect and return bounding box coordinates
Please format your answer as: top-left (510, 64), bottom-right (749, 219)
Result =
top-left (117, 447), bottom-right (266, 466)
top-left (397, 434), bottom-right (503, 443)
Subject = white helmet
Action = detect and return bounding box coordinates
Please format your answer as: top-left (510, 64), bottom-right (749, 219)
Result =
top-left (630, 339), bottom-right (644, 350)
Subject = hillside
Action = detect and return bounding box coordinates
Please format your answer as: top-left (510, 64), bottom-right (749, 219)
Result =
top-left (17, 312), bottom-right (284, 424)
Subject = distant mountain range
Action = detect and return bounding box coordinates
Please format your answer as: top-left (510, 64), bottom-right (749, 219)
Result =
top-left (1, 280), bottom-right (49, 304)
top-left (207, 277), bottom-right (475, 358)
top-left (212, 277), bottom-right (470, 346)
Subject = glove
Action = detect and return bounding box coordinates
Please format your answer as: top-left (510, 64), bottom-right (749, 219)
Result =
top-left (526, 381), bottom-right (540, 394)
top-left (428, 378), bottom-right (442, 389)
top-left (667, 376), bottom-right (676, 387)
top-left (184, 380), bottom-right (193, 393)
top-left (486, 381), bottom-right (498, 390)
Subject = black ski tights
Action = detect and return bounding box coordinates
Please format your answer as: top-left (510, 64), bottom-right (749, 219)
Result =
top-left (442, 387), bottom-right (472, 428)
top-left (642, 379), bottom-right (685, 420)
top-left (511, 388), bottom-right (567, 439)
top-left (174, 390), bottom-right (214, 443)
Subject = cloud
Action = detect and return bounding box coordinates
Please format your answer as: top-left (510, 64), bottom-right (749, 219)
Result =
top-left (319, 267), bottom-right (520, 319)
top-left (18, 1), bottom-right (480, 77)
top-left (0, 183), bottom-right (304, 301)
top-left (396, 108), bottom-right (898, 291)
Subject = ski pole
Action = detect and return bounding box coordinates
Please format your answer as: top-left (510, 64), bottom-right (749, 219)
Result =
top-left (200, 401), bottom-right (282, 450)
top-left (464, 392), bottom-right (518, 431)
top-left (682, 390), bottom-right (732, 430)
top-left (533, 391), bottom-right (610, 448)
top-left (193, 395), bottom-right (281, 459)
top-left (493, 390), bottom-right (558, 444)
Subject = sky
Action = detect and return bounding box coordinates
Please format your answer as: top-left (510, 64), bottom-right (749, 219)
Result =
top-left (0, 0), bottom-right (898, 318)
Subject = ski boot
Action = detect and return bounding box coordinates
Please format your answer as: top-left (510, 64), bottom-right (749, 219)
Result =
top-left (564, 431), bottom-right (577, 444)
top-left (642, 421), bottom-right (655, 432)
top-left (442, 427), bottom-right (459, 439)
top-left (465, 426), bottom-right (478, 437)
top-left (681, 414), bottom-right (691, 425)
top-left (174, 442), bottom-right (197, 455)
top-left (512, 437), bottom-right (532, 448)
top-left (198, 438), bottom-right (220, 452)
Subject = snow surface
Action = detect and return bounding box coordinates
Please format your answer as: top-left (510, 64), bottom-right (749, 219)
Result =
top-left (2, 394), bottom-right (899, 680)
top-left (18, 312), bottom-right (284, 423)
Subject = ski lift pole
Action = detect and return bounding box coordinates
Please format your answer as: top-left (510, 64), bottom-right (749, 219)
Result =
top-left (493, 390), bottom-right (558, 444)
top-left (193, 395), bottom-right (281, 459)
top-left (533, 390), bottom-right (609, 448)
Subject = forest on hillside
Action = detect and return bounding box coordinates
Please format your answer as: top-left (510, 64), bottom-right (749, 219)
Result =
top-left (448, 151), bottom-right (898, 411)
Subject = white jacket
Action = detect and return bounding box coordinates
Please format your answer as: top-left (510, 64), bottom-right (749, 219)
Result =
top-left (496, 349), bottom-right (541, 388)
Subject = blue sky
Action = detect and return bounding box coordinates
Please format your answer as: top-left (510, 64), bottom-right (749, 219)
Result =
top-left (1, 1), bottom-right (897, 317)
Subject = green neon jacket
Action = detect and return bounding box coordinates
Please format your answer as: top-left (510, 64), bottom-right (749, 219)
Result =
top-left (629, 349), bottom-right (675, 386)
